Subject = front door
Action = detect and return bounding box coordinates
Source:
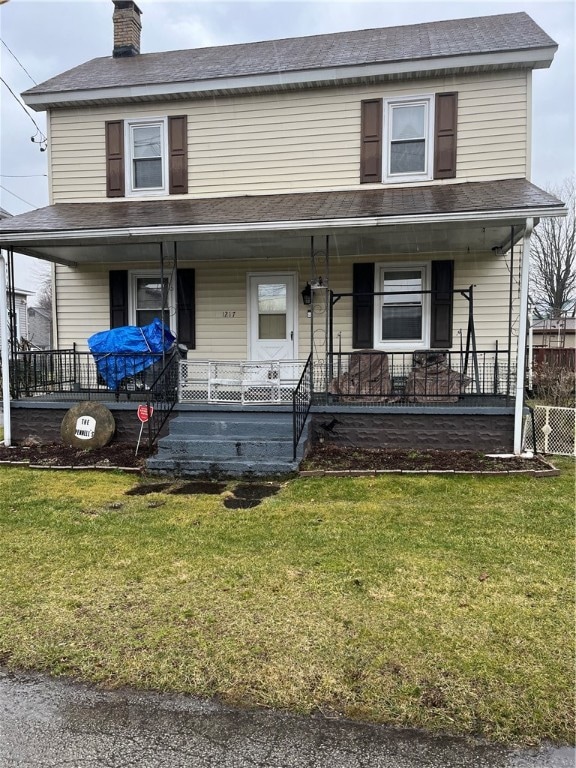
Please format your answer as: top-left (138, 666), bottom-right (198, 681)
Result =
top-left (248, 274), bottom-right (296, 361)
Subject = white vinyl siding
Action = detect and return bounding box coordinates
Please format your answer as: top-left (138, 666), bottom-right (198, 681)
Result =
top-left (48, 70), bottom-right (529, 202)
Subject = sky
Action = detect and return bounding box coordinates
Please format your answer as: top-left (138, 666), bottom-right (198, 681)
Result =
top-left (0, 0), bottom-right (574, 293)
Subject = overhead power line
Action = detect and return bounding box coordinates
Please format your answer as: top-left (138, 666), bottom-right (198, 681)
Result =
top-left (0, 38), bottom-right (38, 85)
top-left (0, 173), bottom-right (48, 178)
top-left (0, 183), bottom-right (39, 209)
top-left (0, 75), bottom-right (47, 149)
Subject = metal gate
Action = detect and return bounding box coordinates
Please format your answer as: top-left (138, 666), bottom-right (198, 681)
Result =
top-left (524, 405), bottom-right (576, 456)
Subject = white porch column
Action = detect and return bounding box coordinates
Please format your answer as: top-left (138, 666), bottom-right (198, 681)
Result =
top-left (0, 252), bottom-right (11, 446)
top-left (514, 218), bottom-right (534, 454)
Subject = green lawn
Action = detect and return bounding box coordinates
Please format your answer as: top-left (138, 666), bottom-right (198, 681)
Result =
top-left (0, 460), bottom-right (574, 745)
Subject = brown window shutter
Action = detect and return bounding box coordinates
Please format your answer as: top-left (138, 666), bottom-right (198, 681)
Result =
top-left (105, 120), bottom-right (125, 197)
top-left (430, 260), bottom-right (454, 348)
top-left (352, 263), bottom-right (375, 348)
top-left (360, 100), bottom-right (382, 183)
top-left (434, 93), bottom-right (457, 179)
top-left (169, 116), bottom-right (188, 195)
top-left (109, 270), bottom-right (128, 328)
top-left (176, 268), bottom-right (195, 348)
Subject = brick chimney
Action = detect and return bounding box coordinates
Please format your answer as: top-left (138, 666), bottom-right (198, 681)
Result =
top-left (112, 0), bottom-right (142, 58)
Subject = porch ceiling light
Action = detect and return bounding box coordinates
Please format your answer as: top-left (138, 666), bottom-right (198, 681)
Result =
top-left (301, 282), bottom-right (312, 305)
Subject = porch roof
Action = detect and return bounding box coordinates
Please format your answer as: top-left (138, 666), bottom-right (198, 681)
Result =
top-left (0, 179), bottom-right (565, 266)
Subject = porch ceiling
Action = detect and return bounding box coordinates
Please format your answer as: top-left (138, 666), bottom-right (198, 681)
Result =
top-left (0, 179), bottom-right (564, 266)
top-left (3, 220), bottom-right (528, 266)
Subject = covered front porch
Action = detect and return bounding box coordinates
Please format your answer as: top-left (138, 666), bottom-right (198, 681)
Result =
top-left (0, 180), bottom-right (565, 463)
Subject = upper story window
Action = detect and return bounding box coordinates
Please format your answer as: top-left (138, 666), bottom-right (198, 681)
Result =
top-left (360, 93), bottom-right (457, 185)
top-left (383, 96), bottom-right (434, 183)
top-left (125, 118), bottom-right (168, 195)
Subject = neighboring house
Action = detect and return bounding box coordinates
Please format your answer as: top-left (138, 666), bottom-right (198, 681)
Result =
top-left (0, 288), bottom-right (32, 351)
top-left (27, 305), bottom-right (53, 350)
top-left (531, 317), bottom-right (576, 349)
top-left (0, 2), bottom-right (567, 472)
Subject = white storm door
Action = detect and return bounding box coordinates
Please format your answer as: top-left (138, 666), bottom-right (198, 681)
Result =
top-left (248, 274), bottom-right (296, 361)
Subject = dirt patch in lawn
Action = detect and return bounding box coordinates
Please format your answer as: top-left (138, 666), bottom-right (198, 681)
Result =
top-left (301, 444), bottom-right (554, 473)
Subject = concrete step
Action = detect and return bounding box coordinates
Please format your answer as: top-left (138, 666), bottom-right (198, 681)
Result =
top-left (146, 456), bottom-right (299, 477)
top-left (155, 437), bottom-right (293, 461)
top-left (167, 414), bottom-right (292, 438)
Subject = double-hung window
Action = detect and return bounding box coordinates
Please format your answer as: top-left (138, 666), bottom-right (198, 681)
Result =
top-left (126, 118), bottom-right (168, 195)
top-left (383, 96), bottom-right (434, 183)
top-left (130, 272), bottom-right (175, 329)
top-left (376, 264), bottom-right (429, 349)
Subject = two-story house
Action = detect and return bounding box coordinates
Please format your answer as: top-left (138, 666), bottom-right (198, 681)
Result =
top-left (0, 2), bottom-right (566, 474)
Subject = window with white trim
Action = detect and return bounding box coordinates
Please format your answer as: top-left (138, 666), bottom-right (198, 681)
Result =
top-left (125, 118), bottom-right (168, 195)
top-left (383, 96), bottom-right (434, 183)
top-left (375, 264), bottom-right (430, 349)
top-left (130, 272), bottom-right (175, 330)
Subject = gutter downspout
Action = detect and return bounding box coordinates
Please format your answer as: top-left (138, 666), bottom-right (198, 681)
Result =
top-left (0, 252), bottom-right (11, 446)
top-left (514, 217), bottom-right (534, 454)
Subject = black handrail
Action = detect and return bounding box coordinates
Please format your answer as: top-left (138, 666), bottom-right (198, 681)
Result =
top-left (146, 350), bottom-right (180, 451)
top-left (292, 353), bottom-right (313, 460)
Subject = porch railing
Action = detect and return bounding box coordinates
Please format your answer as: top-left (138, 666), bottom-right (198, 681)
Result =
top-left (146, 350), bottom-right (181, 450)
top-left (9, 348), bottom-right (166, 401)
top-left (323, 350), bottom-right (515, 404)
top-left (179, 359), bottom-right (305, 405)
top-left (293, 353), bottom-right (313, 460)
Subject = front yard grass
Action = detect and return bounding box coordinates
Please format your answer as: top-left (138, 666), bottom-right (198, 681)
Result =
top-left (0, 459), bottom-right (574, 745)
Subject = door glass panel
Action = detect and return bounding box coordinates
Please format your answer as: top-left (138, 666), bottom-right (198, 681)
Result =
top-left (259, 314), bottom-right (287, 340)
top-left (257, 283), bottom-right (287, 339)
top-left (258, 284), bottom-right (286, 313)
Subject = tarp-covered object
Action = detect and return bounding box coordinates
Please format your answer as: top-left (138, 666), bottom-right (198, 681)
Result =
top-left (88, 319), bottom-right (175, 390)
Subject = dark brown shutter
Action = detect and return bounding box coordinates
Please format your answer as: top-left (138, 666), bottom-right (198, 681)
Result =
top-left (360, 100), bottom-right (382, 183)
top-left (169, 116), bottom-right (188, 195)
top-left (177, 269), bottom-right (195, 348)
top-left (352, 263), bottom-right (374, 349)
top-left (109, 270), bottom-right (128, 328)
top-left (434, 93), bottom-right (457, 179)
top-left (105, 120), bottom-right (125, 197)
top-left (430, 260), bottom-right (454, 348)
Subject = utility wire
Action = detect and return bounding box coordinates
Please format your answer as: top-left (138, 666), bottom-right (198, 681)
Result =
top-left (0, 75), bottom-right (47, 142)
top-left (0, 38), bottom-right (38, 85)
top-left (0, 183), bottom-right (39, 209)
top-left (0, 173), bottom-right (47, 178)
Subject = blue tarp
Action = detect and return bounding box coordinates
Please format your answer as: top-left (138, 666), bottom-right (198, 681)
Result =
top-left (88, 318), bottom-right (175, 390)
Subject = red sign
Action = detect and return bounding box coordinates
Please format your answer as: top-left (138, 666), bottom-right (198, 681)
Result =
top-left (137, 404), bottom-right (153, 423)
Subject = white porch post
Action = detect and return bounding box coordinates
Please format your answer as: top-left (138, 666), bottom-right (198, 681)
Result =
top-left (514, 217), bottom-right (534, 454)
top-left (0, 251), bottom-right (11, 446)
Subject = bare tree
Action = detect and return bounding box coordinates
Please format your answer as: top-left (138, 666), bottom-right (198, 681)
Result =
top-left (33, 272), bottom-right (52, 314)
top-left (529, 177), bottom-right (576, 318)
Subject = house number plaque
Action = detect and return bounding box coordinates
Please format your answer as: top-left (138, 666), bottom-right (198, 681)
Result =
top-left (222, 311), bottom-right (236, 318)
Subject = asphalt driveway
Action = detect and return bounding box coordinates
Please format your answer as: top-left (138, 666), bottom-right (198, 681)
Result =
top-left (0, 668), bottom-right (573, 767)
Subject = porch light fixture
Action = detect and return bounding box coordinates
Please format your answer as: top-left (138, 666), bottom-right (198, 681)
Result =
top-left (301, 282), bottom-right (312, 305)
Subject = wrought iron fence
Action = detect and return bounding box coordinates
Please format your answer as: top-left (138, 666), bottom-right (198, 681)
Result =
top-left (293, 353), bottom-right (313, 460)
top-left (9, 348), bottom-right (167, 401)
top-left (323, 349), bottom-right (515, 405)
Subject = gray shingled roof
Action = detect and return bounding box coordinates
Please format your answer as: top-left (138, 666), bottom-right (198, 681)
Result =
top-left (0, 180), bottom-right (564, 238)
top-left (24, 12), bottom-right (556, 98)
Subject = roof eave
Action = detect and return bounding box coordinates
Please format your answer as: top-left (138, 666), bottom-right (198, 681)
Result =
top-left (23, 46), bottom-right (557, 111)
top-left (0, 204), bottom-right (566, 247)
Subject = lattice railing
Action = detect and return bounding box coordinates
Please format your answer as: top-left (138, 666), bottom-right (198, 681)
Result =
top-left (524, 405), bottom-right (576, 456)
top-left (178, 360), bottom-right (305, 405)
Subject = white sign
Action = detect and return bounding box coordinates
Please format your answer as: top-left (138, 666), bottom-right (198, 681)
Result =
top-left (75, 415), bottom-right (96, 440)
